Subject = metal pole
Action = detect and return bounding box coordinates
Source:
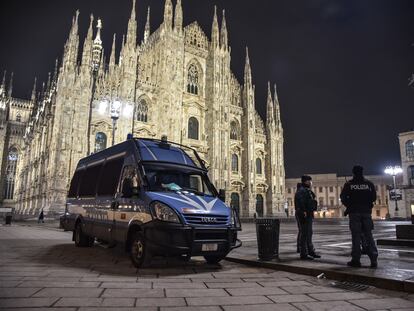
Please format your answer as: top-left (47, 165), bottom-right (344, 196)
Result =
top-left (87, 70), bottom-right (98, 155)
top-left (112, 118), bottom-right (116, 146)
top-left (393, 175), bottom-right (398, 212)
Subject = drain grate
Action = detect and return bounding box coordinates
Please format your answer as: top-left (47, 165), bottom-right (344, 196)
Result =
top-left (330, 281), bottom-right (370, 291)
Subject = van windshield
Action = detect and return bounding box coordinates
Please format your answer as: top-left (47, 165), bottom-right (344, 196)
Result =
top-left (143, 164), bottom-right (214, 197)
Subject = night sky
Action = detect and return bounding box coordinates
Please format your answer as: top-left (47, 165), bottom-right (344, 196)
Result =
top-left (1, 0), bottom-right (414, 178)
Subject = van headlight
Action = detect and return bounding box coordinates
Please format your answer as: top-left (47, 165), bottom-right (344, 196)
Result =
top-left (150, 201), bottom-right (181, 223)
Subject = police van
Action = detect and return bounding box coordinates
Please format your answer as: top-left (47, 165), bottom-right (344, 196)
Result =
top-left (64, 137), bottom-right (241, 267)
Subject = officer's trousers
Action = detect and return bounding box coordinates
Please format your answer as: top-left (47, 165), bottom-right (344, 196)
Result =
top-left (296, 213), bottom-right (315, 256)
top-left (349, 213), bottom-right (378, 262)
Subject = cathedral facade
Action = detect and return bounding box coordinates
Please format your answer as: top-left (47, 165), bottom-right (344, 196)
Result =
top-left (0, 0), bottom-right (285, 217)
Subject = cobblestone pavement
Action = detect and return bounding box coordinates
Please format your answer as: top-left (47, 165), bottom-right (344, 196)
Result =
top-left (1, 224), bottom-right (414, 310)
top-left (232, 220), bottom-right (414, 283)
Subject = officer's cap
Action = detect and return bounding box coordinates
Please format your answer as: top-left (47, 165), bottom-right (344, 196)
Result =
top-left (352, 165), bottom-right (364, 176)
top-left (301, 175), bottom-right (312, 182)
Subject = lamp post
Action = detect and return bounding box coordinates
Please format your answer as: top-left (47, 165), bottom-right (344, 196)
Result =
top-left (110, 99), bottom-right (121, 146)
top-left (384, 166), bottom-right (403, 213)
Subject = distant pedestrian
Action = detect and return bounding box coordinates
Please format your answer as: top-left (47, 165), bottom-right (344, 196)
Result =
top-left (294, 175), bottom-right (320, 260)
top-left (295, 182), bottom-right (302, 253)
top-left (38, 209), bottom-right (44, 223)
top-left (340, 165), bottom-right (378, 268)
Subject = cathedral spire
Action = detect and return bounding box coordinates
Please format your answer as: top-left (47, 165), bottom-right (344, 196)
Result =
top-left (174, 0), bottom-right (183, 33)
top-left (52, 58), bottom-right (59, 87)
top-left (31, 77), bottom-right (37, 102)
top-left (220, 9), bottom-right (228, 50)
top-left (81, 14), bottom-right (94, 69)
top-left (0, 71), bottom-right (6, 96)
top-left (266, 81), bottom-right (274, 125)
top-left (109, 34), bottom-right (117, 71)
top-left (274, 84), bottom-right (282, 129)
top-left (211, 6), bottom-right (219, 49)
top-left (8, 72), bottom-right (13, 97)
top-left (244, 47), bottom-right (252, 86)
top-left (144, 7), bottom-right (151, 43)
top-left (63, 10), bottom-right (80, 68)
top-left (92, 18), bottom-right (103, 71)
top-left (163, 0), bottom-right (173, 30)
top-left (126, 0), bottom-right (137, 48)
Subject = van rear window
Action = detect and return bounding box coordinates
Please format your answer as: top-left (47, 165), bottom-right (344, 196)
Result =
top-left (68, 170), bottom-right (83, 197)
top-left (97, 157), bottom-right (124, 196)
top-left (78, 164), bottom-right (102, 197)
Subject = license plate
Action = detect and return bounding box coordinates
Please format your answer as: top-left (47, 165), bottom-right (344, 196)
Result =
top-left (202, 243), bottom-right (218, 252)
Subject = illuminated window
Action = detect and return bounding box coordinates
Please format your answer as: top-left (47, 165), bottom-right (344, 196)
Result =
top-left (94, 132), bottom-right (107, 153)
top-left (136, 99), bottom-right (148, 122)
top-left (231, 154), bottom-right (238, 172)
top-left (188, 117), bottom-right (199, 140)
top-left (230, 121), bottom-right (239, 140)
top-left (3, 148), bottom-right (18, 200)
top-left (406, 140), bottom-right (414, 161)
top-left (187, 64), bottom-right (199, 95)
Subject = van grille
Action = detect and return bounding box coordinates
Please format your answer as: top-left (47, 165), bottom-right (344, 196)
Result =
top-left (183, 214), bottom-right (229, 225)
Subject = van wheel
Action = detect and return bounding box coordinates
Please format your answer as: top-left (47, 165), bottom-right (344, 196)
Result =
top-left (130, 233), bottom-right (151, 268)
top-left (204, 255), bottom-right (226, 264)
top-left (74, 222), bottom-right (94, 247)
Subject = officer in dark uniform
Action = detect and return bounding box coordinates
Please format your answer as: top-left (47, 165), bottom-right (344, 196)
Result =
top-left (295, 175), bottom-right (320, 260)
top-left (340, 165), bottom-right (378, 268)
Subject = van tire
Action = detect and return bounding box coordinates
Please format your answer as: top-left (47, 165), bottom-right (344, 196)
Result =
top-left (74, 222), bottom-right (94, 247)
top-left (204, 255), bottom-right (226, 264)
top-left (130, 232), bottom-right (151, 268)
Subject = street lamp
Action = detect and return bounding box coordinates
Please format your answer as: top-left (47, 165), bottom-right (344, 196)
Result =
top-left (384, 166), bottom-right (403, 212)
top-left (110, 99), bottom-right (122, 146)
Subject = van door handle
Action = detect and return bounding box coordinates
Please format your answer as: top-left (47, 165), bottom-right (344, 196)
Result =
top-left (111, 202), bottom-right (119, 210)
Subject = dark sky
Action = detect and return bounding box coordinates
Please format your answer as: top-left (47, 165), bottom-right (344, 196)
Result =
top-left (1, 0), bottom-right (414, 178)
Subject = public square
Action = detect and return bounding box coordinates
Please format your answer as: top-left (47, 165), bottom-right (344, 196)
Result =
top-left (1, 221), bottom-right (414, 310)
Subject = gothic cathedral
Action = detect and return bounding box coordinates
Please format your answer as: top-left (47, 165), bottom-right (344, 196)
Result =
top-left (0, 0), bottom-right (285, 217)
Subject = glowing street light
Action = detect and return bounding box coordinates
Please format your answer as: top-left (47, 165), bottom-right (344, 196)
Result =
top-left (384, 165), bottom-right (403, 212)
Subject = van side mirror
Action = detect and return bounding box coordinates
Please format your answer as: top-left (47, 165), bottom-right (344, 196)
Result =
top-left (218, 189), bottom-right (226, 202)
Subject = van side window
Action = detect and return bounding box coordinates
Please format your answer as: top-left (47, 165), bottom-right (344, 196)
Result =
top-left (120, 166), bottom-right (140, 198)
top-left (78, 164), bottom-right (103, 197)
top-left (68, 170), bottom-right (83, 197)
top-left (97, 157), bottom-right (124, 196)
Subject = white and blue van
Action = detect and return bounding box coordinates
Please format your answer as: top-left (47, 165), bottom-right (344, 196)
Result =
top-left (64, 137), bottom-right (241, 267)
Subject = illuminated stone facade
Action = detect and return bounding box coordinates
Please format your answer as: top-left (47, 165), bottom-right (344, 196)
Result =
top-left (0, 0), bottom-right (285, 217)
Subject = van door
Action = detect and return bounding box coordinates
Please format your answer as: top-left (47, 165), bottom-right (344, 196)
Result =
top-left (113, 166), bottom-right (147, 243)
top-left (95, 156), bottom-right (125, 242)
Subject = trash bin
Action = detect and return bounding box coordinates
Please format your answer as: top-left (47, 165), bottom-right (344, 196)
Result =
top-left (256, 218), bottom-right (280, 261)
top-left (5, 215), bottom-right (12, 225)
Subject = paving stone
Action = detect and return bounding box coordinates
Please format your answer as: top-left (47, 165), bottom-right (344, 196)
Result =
top-left (223, 304), bottom-right (299, 311)
top-left (33, 287), bottom-right (103, 297)
top-left (23, 276), bottom-right (81, 282)
top-left (268, 294), bottom-right (317, 303)
top-left (161, 307), bottom-right (222, 311)
top-left (138, 278), bottom-right (191, 283)
top-left (18, 281), bottom-right (100, 288)
top-left (186, 295), bottom-right (273, 306)
top-left (166, 288), bottom-right (229, 298)
top-left (259, 280), bottom-right (312, 287)
top-left (0, 297), bottom-right (58, 308)
top-left (135, 297), bottom-right (186, 307)
top-left (102, 288), bottom-right (164, 298)
top-left (55, 298), bottom-right (103, 307)
top-left (226, 287), bottom-right (288, 296)
top-left (309, 292), bottom-right (379, 301)
top-left (281, 285), bottom-right (345, 294)
top-left (0, 287), bottom-right (41, 297)
top-left (349, 298), bottom-right (414, 310)
top-left (102, 298), bottom-right (136, 307)
top-left (241, 277), bottom-right (292, 282)
top-left (205, 282), bottom-right (261, 288)
top-left (191, 278), bottom-right (242, 283)
top-left (81, 277), bottom-right (138, 282)
top-left (213, 273), bottom-right (274, 279)
top-left (153, 282), bottom-right (207, 289)
top-left (293, 300), bottom-right (364, 311)
top-left (0, 281), bottom-right (21, 287)
top-left (79, 308), bottom-right (156, 311)
top-left (7, 309), bottom-right (76, 311)
top-left (100, 282), bottom-right (152, 289)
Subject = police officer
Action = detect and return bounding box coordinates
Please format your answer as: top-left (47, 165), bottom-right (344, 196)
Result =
top-left (340, 165), bottom-right (378, 268)
top-left (295, 175), bottom-right (320, 260)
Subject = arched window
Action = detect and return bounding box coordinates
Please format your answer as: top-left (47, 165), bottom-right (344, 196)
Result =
top-left (230, 121), bottom-right (239, 140)
top-left (136, 98), bottom-right (148, 123)
top-left (3, 147), bottom-right (18, 200)
top-left (188, 117), bottom-right (199, 140)
top-left (187, 64), bottom-right (199, 95)
top-left (408, 165), bottom-right (414, 186)
top-left (256, 194), bottom-right (264, 217)
top-left (406, 140), bottom-right (414, 161)
top-left (230, 193), bottom-right (240, 215)
top-left (94, 132), bottom-right (107, 153)
top-left (256, 158), bottom-right (262, 175)
top-left (16, 113), bottom-right (21, 122)
top-left (231, 154), bottom-right (238, 172)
